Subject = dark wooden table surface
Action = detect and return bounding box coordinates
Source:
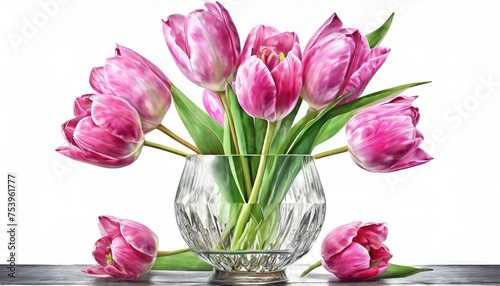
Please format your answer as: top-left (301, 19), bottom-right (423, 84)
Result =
top-left (1, 264), bottom-right (499, 285)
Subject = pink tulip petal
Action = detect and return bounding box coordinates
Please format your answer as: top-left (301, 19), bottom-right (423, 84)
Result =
top-left (90, 67), bottom-right (112, 94)
top-left (370, 244), bottom-right (393, 262)
top-left (115, 45), bottom-right (171, 90)
top-left (270, 53), bottom-right (302, 121)
top-left (73, 117), bottom-right (141, 159)
top-left (73, 94), bottom-right (93, 117)
top-left (235, 56), bottom-right (277, 121)
top-left (343, 46), bottom-right (390, 103)
top-left (120, 220), bottom-right (158, 257)
top-left (92, 236), bottom-right (112, 266)
top-left (341, 31), bottom-right (370, 84)
top-left (98, 215), bottom-right (122, 237)
top-left (239, 25), bottom-right (280, 67)
top-left (203, 89), bottom-right (225, 125)
top-left (82, 265), bottom-right (109, 277)
top-left (110, 236), bottom-right (155, 277)
top-left (304, 13), bottom-right (343, 52)
top-left (388, 148), bottom-right (433, 172)
top-left (205, 2), bottom-right (240, 64)
top-left (354, 222), bottom-right (389, 246)
top-left (55, 145), bottom-right (140, 168)
top-left (262, 32), bottom-right (301, 60)
top-left (90, 95), bottom-right (143, 143)
top-left (302, 35), bottom-right (352, 110)
top-left (322, 221), bottom-right (362, 259)
top-left (185, 11), bottom-right (233, 91)
top-left (163, 14), bottom-right (191, 64)
top-left (60, 117), bottom-right (83, 146)
top-left (323, 242), bottom-right (371, 279)
top-left (103, 57), bottom-right (170, 132)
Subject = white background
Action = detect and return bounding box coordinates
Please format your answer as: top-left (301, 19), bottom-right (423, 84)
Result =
top-left (1, 0), bottom-right (499, 266)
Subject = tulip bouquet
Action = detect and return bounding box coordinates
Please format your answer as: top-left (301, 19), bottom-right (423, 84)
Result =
top-left (56, 1), bottom-right (433, 282)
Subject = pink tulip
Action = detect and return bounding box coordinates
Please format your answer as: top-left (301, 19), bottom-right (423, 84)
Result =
top-left (346, 96), bottom-right (433, 172)
top-left (83, 216), bottom-right (158, 279)
top-left (90, 45), bottom-right (172, 133)
top-left (322, 221), bottom-right (392, 281)
top-left (162, 1), bottom-right (240, 91)
top-left (234, 26), bottom-right (302, 122)
top-left (302, 13), bottom-right (390, 111)
top-left (56, 94), bottom-right (144, 168)
top-left (202, 89), bottom-right (225, 126)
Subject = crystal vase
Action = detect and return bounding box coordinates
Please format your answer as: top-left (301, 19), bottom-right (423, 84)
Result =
top-left (175, 155), bottom-right (326, 285)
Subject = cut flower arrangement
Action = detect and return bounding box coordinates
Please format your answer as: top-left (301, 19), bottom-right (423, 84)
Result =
top-left (56, 1), bottom-right (433, 283)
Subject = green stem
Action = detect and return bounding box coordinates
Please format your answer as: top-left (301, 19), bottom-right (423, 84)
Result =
top-left (216, 90), bottom-right (240, 154)
top-left (216, 90), bottom-right (253, 199)
top-left (144, 140), bottom-right (190, 157)
top-left (157, 124), bottom-right (200, 154)
top-left (300, 260), bottom-right (322, 277)
top-left (313, 145), bottom-right (349, 159)
top-left (156, 248), bottom-right (190, 257)
top-left (231, 121), bottom-right (277, 250)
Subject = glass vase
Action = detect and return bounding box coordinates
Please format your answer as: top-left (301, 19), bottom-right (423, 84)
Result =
top-left (175, 155), bottom-right (326, 285)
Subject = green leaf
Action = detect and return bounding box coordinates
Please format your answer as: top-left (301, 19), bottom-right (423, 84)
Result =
top-left (374, 264), bottom-right (432, 280)
top-left (226, 84), bottom-right (256, 155)
top-left (270, 98), bottom-right (302, 154)
top-left (313, 111), bottom-right (356, 147)
top-left (171, 84), bottom-right (224, 154)
top-left (366, 13), bottom-right (395, 48)
top-left (152, 251), bottom-right (212, 271)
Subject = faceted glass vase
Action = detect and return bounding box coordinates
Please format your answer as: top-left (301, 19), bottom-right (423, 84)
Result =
top-left (175, 155), bottom-right (326, 285)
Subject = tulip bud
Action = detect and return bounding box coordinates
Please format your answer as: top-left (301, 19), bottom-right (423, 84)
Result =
top-left (234, 26), bottom-right (302, 122)
top-left (56, 94), bottom-right (144, 168)
top-left (322, 221), bottom-right (392, 281)
top-left (90, 45), bottom-right (172, 133)
top-left (162, 1), bottom-right (240, 91)
top-left (83, 215), bottom-right (158, 279)
top-left (302, 13), bottom-right (390, 111)
top-left (346, 96), bottom-right (433, 172)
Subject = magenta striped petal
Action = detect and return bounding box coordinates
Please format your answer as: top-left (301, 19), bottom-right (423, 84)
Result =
top-left (323, 242), bottom-right (372, 279)
top-left (98, 215), bottom-right (122, 237)
top-left (115, 45), bottom-right (171, 91)
top-left (103, 56), bottom-right (171, 132)
top-left (205, 1), bottom-right (240, 67)
top-left (162, 14), bottom-right (193, 77)
top-left (73, 117), bottom-right (141, 159)
top-left (92, 236), bottom-right (112, 266)
top-left (302, 13), bottom-right (390, 110)
top-left (202, 89), bottom-right (225, 126)
top-left (343, 46), bottom-right (390, 103)
top-left (55, 144), bottom-right (141, 168)
top-left (304, 13), bottom-right (343, 53)
top-left (322, 221), bottom-right (392, 281)
top-left (73, 94), bottom-right (93, 117)
top-left (238, 25), bottom-right (280, 67)
top-left (120, 220), bottom-right (158, 258)
top-left (90, 67), bottom-right (112, 94)
top-left (185, 10), bottom-right (233, 91)
top-left (270, 52), bottom-right (302, 121)
top-left (322, 221), bottom-right (361, 258)
top-left (302, 35), bottom-right (352, 110)
top-left (90, 95), bottom-right (143, 143)
top-left (163, 2), bottom-right (240, 91)
top-left (235, 56), bottom-right (277, 120)
top-left (346, 96), bottom-right (432, 172)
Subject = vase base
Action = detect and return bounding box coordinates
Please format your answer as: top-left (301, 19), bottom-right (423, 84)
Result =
top-left (209, 269), bottom-right (288, 285)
